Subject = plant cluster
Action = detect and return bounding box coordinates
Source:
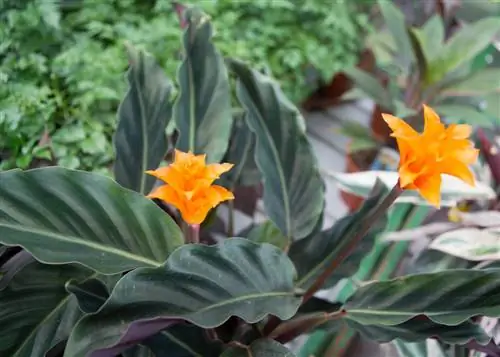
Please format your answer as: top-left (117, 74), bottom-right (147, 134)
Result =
top-left (0, 0), bottom-right (368, 173)
top-left (340, 0), bottom-right (500, 154)
top-left (2, 6), bottom-right (500, 357)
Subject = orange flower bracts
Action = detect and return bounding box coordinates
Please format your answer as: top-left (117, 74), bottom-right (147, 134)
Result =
top-left (382, 105), bottom-right (479, 207)
top-left (146, 150), bottom-right (235, 225)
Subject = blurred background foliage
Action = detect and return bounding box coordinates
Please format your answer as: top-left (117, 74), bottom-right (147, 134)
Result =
top-left (0, 0), bottom-right (370, 172)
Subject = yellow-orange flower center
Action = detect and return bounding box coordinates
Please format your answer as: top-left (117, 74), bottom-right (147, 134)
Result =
top-left (146, 150), bottom-right (235, 225)
top-left (382, 104), bottom-right (479, 207)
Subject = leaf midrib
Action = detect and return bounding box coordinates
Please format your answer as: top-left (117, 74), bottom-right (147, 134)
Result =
top-left (159, 330), bottom-right (202, 357)
top-left (136, 57), bottom-right (149, 195)
top-left (0, 223), bottom-right (162, 268)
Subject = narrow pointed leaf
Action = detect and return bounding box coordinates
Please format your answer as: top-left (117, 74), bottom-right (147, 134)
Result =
top-left (65, 238), bottom-right (301, 357)
top-left (221, 339), bottom-right (296, 357)
top-left (0, 262), bottom-right (94, 357)
top-left (344, 269), bottom-right (500, 326)
top-left (232, 60), bottom-right (325, 240)
top-left (173, 8), bottom-right (232, 163)
top-left (290, 182), bottom-right (388, 289)
top-left (114, 44), bottom-right (173, 194)
top-left (0, 168), bottom-right (183, 274)
top-left (426, 17), bottom-right (500, 84)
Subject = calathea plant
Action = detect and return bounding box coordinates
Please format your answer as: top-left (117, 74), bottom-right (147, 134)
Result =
top-left (2, 6), bottom-right (500, 357)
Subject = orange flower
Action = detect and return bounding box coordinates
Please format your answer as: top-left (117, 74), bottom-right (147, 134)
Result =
top-left (382, 105), bottom-right (479, 207)
top-left (146, 150), bottom-right (234, 225)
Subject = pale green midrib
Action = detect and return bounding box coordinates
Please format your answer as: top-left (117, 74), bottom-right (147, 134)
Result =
top-left (0, 223), bottom-right (161, 267)
top-left (247, 90), bottom-right (291, 237)
top-left (136, 64), bottom-right (149, 195)
top-left (13, 272), bottom-right (99, 357)
top-left (194, 291), bottom-right (293, 315)
top-left (345, 308), bottom-right (471, 317)
top-left (160, 331), bottom-right (202, 357)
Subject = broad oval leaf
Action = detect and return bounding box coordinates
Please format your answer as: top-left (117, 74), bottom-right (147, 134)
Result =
top-left (430, 228), bottom-right (500, 261)
top-left (434, 104), bottom-right (495, 127)
top-left (114, 44), bottom-right (173, 194)
top-left (347, 316), bottom-right (490, 345)
top-left (221, 339), bottom-right (296, 357)
top-left (0, 261), bottom-right (94, 357)
top-left (343, 268), bottom-right (500, 326)
top-left (290, 182), bottom-right (388, 290)
top-left (0, 168), bottom-right (183, 274)
top-left (232, 60), bottom-right (325, 240)
top-left (426, 17), bottom-right (500, 84)
top-left (343, 67), bottom-right (394, 112)
top-left (173, 8), bottom-right (232, 163)
top-left (65, 238), bottom-right (302, 357)
top-left (329, 170), bottom-right (496, 207)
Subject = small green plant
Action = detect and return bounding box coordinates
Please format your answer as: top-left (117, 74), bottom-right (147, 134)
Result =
top-left (345, 0), bottom-right (500, 129)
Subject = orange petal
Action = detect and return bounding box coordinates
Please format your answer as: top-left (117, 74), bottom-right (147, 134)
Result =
top-left (147, 185), bottom-right (187, 214)
top-left (414, 173), bottom-right (442, 208)
top-left (206, 163), bottom-right (234, 179)
top-left (446, 124), bottom-right (472, 140)
top-left (454, 147), bottom-right (479, 165)
top-left (440, 159), bottom-right (475, 186)
top-left (145, 167), bottom-right (171, 183)
top-left (382, 113), bottom-right (419, 138)
top-left (423, 104), bottom-right (445, 138)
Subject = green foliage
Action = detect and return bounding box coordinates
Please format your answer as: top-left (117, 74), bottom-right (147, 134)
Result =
top-left (347, 0), bottom-right (500, 131)
top-left (0, 0), bottom-right (368, 172)
top-left (2, 6), bottom-right (499, 357)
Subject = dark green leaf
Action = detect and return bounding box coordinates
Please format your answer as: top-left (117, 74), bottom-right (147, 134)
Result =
top-left (378, 0), bottom-right (415, 72)
top-left (290, 182), bottom-right (388, 290)
top-left (65, 238), bottom-right (301, 357)
top-left (66, 277), bottom-right (110, 314)
top-left (122, 345), bottom-right (154, 357)
top-left (0, 262), bottom-right (94, 357)
top-left (426, 17), bottom-right (500, 84)
top-left (344, 269), bottom-right (500, 326)
top-left (139, 324), bottom-right (222, 357)
top-left (0, 168), bottom-right (183, 274)
top-left (347, 316), bottom-right (489, 345)
top-left (246, 220), bottom-right (290, 250)
top-left (114, 44), bottom-right (173, 195)
top-left (0, 250), bottom-right (34, 290)
top-left (232, 60), bottom-right (325, 240)
top-left (173, 8), bottom-right (232, 163)
top-left (343, 67), bottom-right (394, 111)
top-left (221, 339), bottom-right (296, 357)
